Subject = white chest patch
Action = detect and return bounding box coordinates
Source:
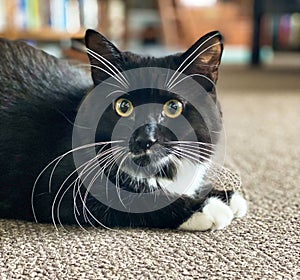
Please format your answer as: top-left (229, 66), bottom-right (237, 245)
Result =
top-left (156, 159), bottom-right (207, 196)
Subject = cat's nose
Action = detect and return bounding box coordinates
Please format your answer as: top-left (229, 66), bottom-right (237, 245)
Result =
top-left (135, 136), bottom-right (157, 152)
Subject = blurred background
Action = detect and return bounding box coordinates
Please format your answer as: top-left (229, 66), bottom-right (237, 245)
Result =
top-left (1, 0), bottom-right (300, 68)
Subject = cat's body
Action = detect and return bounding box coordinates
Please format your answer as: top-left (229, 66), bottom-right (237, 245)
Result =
top-left (0, 30), bottom-right (247, 230)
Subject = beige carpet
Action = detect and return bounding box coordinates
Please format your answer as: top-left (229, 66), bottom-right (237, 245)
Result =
top-left (1, 66), bottom-right (300, 279)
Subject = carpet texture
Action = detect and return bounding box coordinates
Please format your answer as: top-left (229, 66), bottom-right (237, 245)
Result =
top-left (1, 66), bottom-right (299, 279)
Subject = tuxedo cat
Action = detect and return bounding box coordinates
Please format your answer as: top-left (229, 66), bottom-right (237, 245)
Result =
top-left (0, 29), bottom-right (247, 230)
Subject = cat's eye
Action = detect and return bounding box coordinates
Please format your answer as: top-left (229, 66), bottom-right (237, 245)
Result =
top-left (163, 99), bottom-right (183, 118)
top-left (115, 98), bottom-right (134, 117)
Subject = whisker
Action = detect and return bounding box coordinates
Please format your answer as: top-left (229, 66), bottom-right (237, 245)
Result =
top-left (86, 48), bottom-right (129, 83)
top-left (74, 146), bottom-right (125, 220)
top-left (173, 143), bottom-right (216, 154)
top-left (53, 156), bottom-right (101, 230)
top-left (90, 64), bottom-right (128, 89)
top-left (86, 48), bottom-right (129, 88)
top-left (76, 63), bottom-right (125, 90)
top-left (164, 67), bottom-right (172, 89)
top-left (105, 150), bottom-right (128, 200)
top-left (172, 147), bottom-right (212, 164)
top-left (168, 73), bottom-right (215, 91)
top-left (166, 149), bottom-right (228, 197)
top-left (81, 148), bottom-right (126, 220)
top-left (31, 140), bottom-right (124, 223)
top-left (164, 141), bottom-right (242, 205)
top-left (166, 36), bottom-right (221, 89)
top-left (73, 143), bottom-right (111, 216)
top-left (115, 154), bottom-right (130, 208)
top-left (169, 146), bottom-right (241, 203)
top-left (48, 141), bottom-right (123, 193)
top-left (102, 81), bottom-right (125, 90)
top-left (173, 146), bottom-right (214, 159)
top-left (73, 147), bottom-right (125, 230)
top-left (86, 48), bottom-right (130, 85)
top-left (55, 109), bottom-right (91, 129)
top-left (105, 89), bottom-right (127, 99)
top-left (53, 146), bottom-right (121, 229)
top-left (164, 141), bottom-right (216, 148)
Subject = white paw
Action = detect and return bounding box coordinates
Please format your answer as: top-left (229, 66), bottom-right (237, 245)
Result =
top-left (229, 192), bottom-right (248, 218)
top-left (178, 192), bottom-right (247, 231)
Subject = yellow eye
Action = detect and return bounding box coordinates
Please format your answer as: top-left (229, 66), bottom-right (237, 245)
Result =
top-left (115, 98), bottom-right (134, 117)
top-left (163, 99), bottom-right (183, 118)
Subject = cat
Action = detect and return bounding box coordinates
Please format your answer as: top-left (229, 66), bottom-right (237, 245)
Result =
top-left (0, 29), bottom-right (247, 230)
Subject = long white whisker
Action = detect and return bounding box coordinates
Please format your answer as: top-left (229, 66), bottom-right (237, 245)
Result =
top-left (169, 147), bottom-right (240, 203)
top-left (164, 67), bottom-right (172, 88)
top-left (86, 48), bottom-right (130, 86)
top-left (105, 89), bottom-right (127, 99)
top-left (166, 39), bottom-right (221, 89)
top-left (164, 140), bottom-right (216, 147)
top-left (168, 73), bottom-right (216, 91)
top-left (166, 33), bottom-right (220, 88)
top-left (74, 146), bottom-right (125, 221)
top-left (174, 145), bottom-right (215, 157)
top-left (48, 141), bottom-right (124, 193)
top-left (53, 147), bottom-right (120, 229)
top-left (115, 154), bottom-right (130, 208)
top-left (76, 63), bottom-right (124, 89)
top-left (174, 147), bottom-right (214, 160)
top-left (90, 64), bottom-right (128, 89)
top-left (86, 48), bottom-right (129, 88)
top-left (73, 143), bottom-right (111, 217)
top-left (105, 150), bottom-right (128, 200)
top-left (32, 140), bottom-right (123, 222)
top-left (168, 148), bottom-right (212, 166)
top-left (74, 149), bottom-right (125, 230)
top-left (81, 148), bottom-right (126, 220)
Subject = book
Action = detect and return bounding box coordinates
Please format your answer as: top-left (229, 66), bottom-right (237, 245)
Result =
top-left (65, 0), bottom-right (81, 33)
top-left (80, 0), bottom-right (98, 29)
top-left (0, 0), bottom-right (7, 31)
top-left (50, 0), bottom-right (66, 31)
top-left (25, 0), bottom-right (41, 30)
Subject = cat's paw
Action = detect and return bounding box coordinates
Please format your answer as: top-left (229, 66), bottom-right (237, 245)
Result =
top-left (178, 192), bottom-right (247, 231)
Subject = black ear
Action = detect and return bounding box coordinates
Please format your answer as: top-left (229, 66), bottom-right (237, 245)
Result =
top-left (179, 31), bottom-right (223, 89)
top-left (85, 29), bottom-right (122, 85)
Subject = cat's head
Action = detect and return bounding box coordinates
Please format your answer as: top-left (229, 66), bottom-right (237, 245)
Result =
top-left (82, 29), bottom-right (223, 185)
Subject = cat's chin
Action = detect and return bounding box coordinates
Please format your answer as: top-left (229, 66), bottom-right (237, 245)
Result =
top-left (123, 152), bottom-right (173, 179)
top-left (131, 153), bottom-right (151, 167)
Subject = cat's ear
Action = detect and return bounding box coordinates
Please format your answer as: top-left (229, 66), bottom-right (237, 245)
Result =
top-left (178, 31), bottom-right (223, 89)
top-left (85, 29), bottom-right (123, 85)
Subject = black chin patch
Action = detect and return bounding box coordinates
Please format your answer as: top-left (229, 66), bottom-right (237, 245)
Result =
top-left (132, 154), bottom-right (151, 167)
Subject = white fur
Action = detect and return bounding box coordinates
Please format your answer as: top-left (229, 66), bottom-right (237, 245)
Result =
top-left (157, 159), bottom-right (207, 196)
top-left (147, 177), bottom-right (158, 190)
top-left (178, 192), bottom-right (247, 231)
top-left (229, 192), bottom-right (248, 217)
top-left (178, 212), bottom-right (213, 231)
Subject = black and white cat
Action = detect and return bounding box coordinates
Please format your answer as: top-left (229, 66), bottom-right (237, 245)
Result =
top-left (0, 29), bottom-right (247, 230)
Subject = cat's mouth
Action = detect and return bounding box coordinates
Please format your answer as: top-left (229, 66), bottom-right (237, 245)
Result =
top-left (124, 149), bottom-right (171, 177)
top-left (131, 152), bottom-right (152, 167)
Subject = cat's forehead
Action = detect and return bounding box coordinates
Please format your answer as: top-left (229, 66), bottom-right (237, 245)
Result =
top-left (125, 88), bottom-right (183, 104)
top-left (121, 51), bottom-right (179, 70)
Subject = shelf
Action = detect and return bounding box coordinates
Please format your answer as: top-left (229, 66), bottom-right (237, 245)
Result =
top-left (0, 28), bottom-right (86, 41)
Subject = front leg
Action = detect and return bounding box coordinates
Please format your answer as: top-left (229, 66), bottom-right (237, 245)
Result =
top-left (179, 190), bottom-right (247, 231)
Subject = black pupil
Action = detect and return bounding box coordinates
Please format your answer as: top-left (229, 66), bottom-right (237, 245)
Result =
top-left (168, 101), bottom-right (178, 114)
top-left (120, 100), bottom-right (130, 113)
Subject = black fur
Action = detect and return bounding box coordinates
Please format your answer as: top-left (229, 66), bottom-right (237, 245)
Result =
top-left (0, 29), bottom-right (230, 229)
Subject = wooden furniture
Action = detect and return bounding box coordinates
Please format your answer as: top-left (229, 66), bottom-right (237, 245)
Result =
top-left (158, 0), bottom-right (253, 48)
top-left (0, 0), bottom-right (111, 42)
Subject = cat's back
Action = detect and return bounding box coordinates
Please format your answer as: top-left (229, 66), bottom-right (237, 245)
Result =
top-left (0, 38), bottom-right (93, 181)
top-left (0, 38), bottom-right (92, 106)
